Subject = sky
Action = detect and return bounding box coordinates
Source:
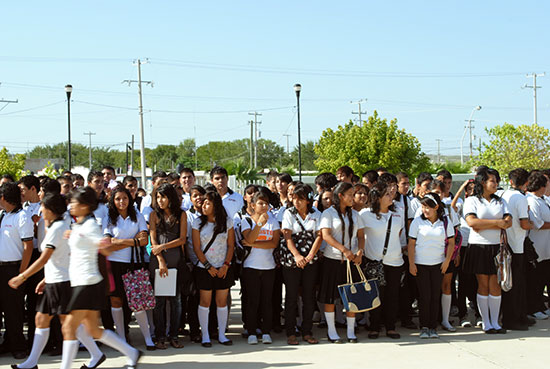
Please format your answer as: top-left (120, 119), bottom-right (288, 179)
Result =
top-left (0, 1), bottom-right (548, 160)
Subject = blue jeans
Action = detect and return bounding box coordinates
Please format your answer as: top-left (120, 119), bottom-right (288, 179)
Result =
top-left (153, 293), bottom-right (182, 340)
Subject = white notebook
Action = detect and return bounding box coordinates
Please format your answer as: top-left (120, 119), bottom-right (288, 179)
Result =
top-left (154, 268), bottom-right (178, 296)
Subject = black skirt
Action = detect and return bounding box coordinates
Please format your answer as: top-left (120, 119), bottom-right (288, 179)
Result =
top-left (194, 266), bottom-right (234, 291)
top-left (462, 243), bottom-right (500, 275)
top-left (108, 261), bottom-right (132, 298)
top-left (36, 281), bottom-right (72, 315)
top-left (318, 258), bottom-right (361, 304)
top-left (67, 281), bottom-right (107, 311)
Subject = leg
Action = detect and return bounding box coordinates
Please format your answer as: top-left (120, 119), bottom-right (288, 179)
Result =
top-left (110, 296), bottom-right (125, 339)
top-left (242, 268), bottom-right (261, 336)
top-left (168, 294), bottom-right (182, 342)
top-left (441, 272), bottom-right (454, 328)
top-left (282, 267), bottom-right (301, 338)
top-left (429, 265), bottom-right (443, 330)
top-left (60, 310), bottom-right (88, 369)
top-left (301, 262), bottom-right (319, 340)
top-left (17, 313), bottom-right (53, 368)
top-left (415, 265), bottom-right (431, 329)
top-left (198, 290), bottom-right (212, 344)
top-left (260, 269), bottom-right (276, 335)
top-left (153, 296), bottom-right (168, 346)
top-left (488, 274), bottom-right (503, 330)
top-left (215, 289), bottom-right (230, 343)
top-left (383, 265), bottom-right (402, 334)
top-left (0, 264), bottom-right (27, 353)
top-left (476, 274), bottom-right (492, 331)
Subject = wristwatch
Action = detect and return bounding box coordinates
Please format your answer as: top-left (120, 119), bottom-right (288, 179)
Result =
top-left (257, 222), bottom-right (264, 227)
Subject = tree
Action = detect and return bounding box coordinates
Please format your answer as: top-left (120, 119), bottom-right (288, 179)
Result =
top-left (314, 112), bottom-right (430, 178)
top-left (475, 123), bottom-right (550, 177)
top-left (0, 147), bottom-right (26, 179)
top-left (256, 139), bottom-right (286, 169)
top-left (289, 141), bottom-right (318, 172)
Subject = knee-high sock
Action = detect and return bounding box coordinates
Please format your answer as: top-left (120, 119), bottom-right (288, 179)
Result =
top-left (18, 327), bottom-right (50, 368)
top-left (111, 307), bottom-right (125, 339)
top-left (146, 309), bottom-right (155, 336)
top-left (76, 324), bottom-right (104, 367)
top-left (134, 310), bottom-right (154, 346)
top-left (324, 311), bottom-right (339, 340)
top-left (346, 316), bottom-right (356, 339)
top-left (217, 306), bottom-right (229, 342)
top-left (477, 294), bottom-right (493, 331)
top-left (488, 295), bottom-right (502, 329)
top-left (60, 340), bottom-right (79, 369)
top-left (441, 294), bottom-right (452, 326)
top-left (98, 329), bottom-right (139, 366)
top-left (198, 306), bottom-right (210, 343)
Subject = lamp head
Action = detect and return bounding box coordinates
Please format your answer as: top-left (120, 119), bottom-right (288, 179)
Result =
top-left (294, 83), bottom-right (301, 96)
top-left (65, 84), bottom-right (73, 97)
top-left (475, 105), bottom-right (481, 110)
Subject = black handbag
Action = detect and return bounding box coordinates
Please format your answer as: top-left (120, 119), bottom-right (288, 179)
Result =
top-left (524, 235), bottom-right (539, 268)
top-left (279, 211), bottom-right (318, 268)
top-left (363, 214), bottom-right (392, 287)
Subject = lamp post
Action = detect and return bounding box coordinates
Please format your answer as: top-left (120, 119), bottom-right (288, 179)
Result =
top-left (460, 105), bottom-right (481, 165)
top-left (294, 83), bottom-right (302, 181)
top-left (65, 84), bottom-right (73, 171)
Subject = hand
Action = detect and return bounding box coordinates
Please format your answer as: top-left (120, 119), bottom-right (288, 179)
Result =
top-left (294, 254), bottom-right (306, 268)
top-left (32, 214), bottom-right (41, 225)
top-left (454, 254), bottom-right (461, 267)
top-left (409, 263), bottom-right (417, 276)
top-left (258, 213), bottom-right (269, 226)
top-left (218, 264), bottom-right (229, 278)
top-left (63, 230), bottom-right (72, 239)
top-left (207, 267), bottom-right (218, 277)
top-left (152, 244), bottom-right (164, 256)
top-left (35, 279), bottom-right (46, 294)
top-left (8, 274), bottom-right (25, 289)
top-left (98, 237), bottom-right (112, 249)
top-left (343, 249), bottom-right (354, 262)
top-left (159, 261), bottom-right (168, 278)
top-left (441, 260), bottom-right (450, 274)
top-left (458, 180), bottom-right (470, 192)
top-left (241, 239), bottom-right (251, 247)
top-left (353, 250), bottom-right (363, 265)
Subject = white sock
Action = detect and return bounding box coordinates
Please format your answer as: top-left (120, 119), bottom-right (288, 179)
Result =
top-left (488, 295), bottom-right (502, 330)
top-left (217, 306), bottom-right (229, 342)
top-left (198, 306), bottom-right (210, 343)
top-left (19, 327), bottom-right (49, 368)
top-left (99, 329), bottom-right (139, 366)
top-left (146, 309), bottom-right (155, 337)
top-left (134, 310), bottom-right (154, 346)
top-left (346, 316), bottom-right (356, 339)
top-left (477, 294), bottom-right (493, 331)
top-left (76, 324), bottom-right (103, 368)
top-left (324, 311), bottom-right (339, 340)
top-left (111, 307), bottom-right (125, 340)
top-left (60, 340), bottom-right (79, 369)
top-left (441, 294), bottom-right (452, 327)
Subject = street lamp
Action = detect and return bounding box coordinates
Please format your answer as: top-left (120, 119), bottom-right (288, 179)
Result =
top-left (294, 83), bottom-right (302, 181)
top-left (461, 105), bottom-right (481, 165)
top-left (65, 84), bottom-right (73, 171)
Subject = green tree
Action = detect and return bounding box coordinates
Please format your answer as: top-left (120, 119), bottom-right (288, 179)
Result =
top-left (256, 139), bottom-right (286, 169)
top-left (314, 112), bottom-right (430, 178)
top-left (289, 141), bottom-right (318, 171)
top-left (475, 123), bottom-right (550, 177)
top-left (175, 139), bottom-right (198, 169)
top-left (0, 147), bottom-right (26, 179)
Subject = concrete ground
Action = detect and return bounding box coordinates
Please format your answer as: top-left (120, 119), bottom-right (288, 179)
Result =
top-left (2, 285), bottom-right (549, 369)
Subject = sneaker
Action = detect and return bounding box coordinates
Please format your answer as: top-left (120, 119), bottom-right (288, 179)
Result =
top-left (460, 319), bottom-right (472, 328)
top-left (429, 329), bottom-right (439, 339)
top-left (441, 322), bottom-right (457, 332)
top-left (419, 327), bottom-right (430, 339)
top-left (531, 312), bottom-right (549, 320)
top-left (248, 335), bottom-right (258, 345)
top-left (450, 306), bottom-right (459, 317)
top-left (475, 319), bottom-right (483, 328)
top-left (544, 308), bottom-right (550, 316)
top-left (262, 334), bottom-right (273, 344)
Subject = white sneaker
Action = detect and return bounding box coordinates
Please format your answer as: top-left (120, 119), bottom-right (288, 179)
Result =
top-left (248, 335), bottom-right (258, 345)
top-left (544, 308), bottom-right (550, 316)
top-left (419, 327), bottom-right (430, 339)
top-left (429, 329), bottom-right (439, 339)
top-left (532, 312), bottom-right (549, 320)
top-left (262, 334), bottom-right (272, 344)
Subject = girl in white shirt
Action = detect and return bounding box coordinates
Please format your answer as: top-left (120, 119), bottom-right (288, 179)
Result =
top-left (319, 182), bottom-right (365, 343)
top-left (193, 190), bottom-right (235, 347)
top-left (463, 168), bottom-right (511, 334)
top-left (60, 187), bottom-right (141, 369)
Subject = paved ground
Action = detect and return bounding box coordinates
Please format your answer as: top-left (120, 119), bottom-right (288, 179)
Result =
top-left (2, 285), bottom-right (549, 369)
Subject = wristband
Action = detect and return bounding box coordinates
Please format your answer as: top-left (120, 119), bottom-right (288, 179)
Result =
top-left (203, 261), bottom-right (212, 270)
top-left (224, 260), bottom-right (231, 266)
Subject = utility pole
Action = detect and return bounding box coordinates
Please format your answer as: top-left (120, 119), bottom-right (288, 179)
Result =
top-left (248, 112), bottom-right (262, 168)
top-left (524, 72), bottom-right (545, 125)
top-left (83, 132), bottom-right (96, 169)
top-left (0, 83), bottom-right (19, 109)
top-left (122, 59), bottom-right (153, 188)
top-left (436, 139), bottom-right (442, 163)
top-left (351, 99), bottom-right (367, 125)
top-left (248, 120), bottom-right (254, 167)
top-left (283, 134), bottom-right (291, 153)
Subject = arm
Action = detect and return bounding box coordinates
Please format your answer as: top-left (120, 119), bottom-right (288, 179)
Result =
top-left (520, 218), bottom-right (533, 230)
top-left (321, 228), bottom-right (354, 261)
top-left (306, 231), bottom-right (323, 264)
top-left (243, 229), bottom-right (281, 249)
top-left (242, 213), bottom-right (268, 244)
top-left (20, 240), bottom-right (34, 273)
top-left (217, 228), bottom-right (235, 279)
top-left (353, 228), bottom-right (365, 265)
top-left (10, 248), bottom-right (54, 289)
top-left (465, 215), bottom-right (510, 231)
top-left (407, 238), bottom-right (417, 276)
top-left (441, 236), bottom-right (454, 274)
top-left (451, 180), bottom-right (470, 212)
top-left (283, 228), bottom-right (307, 268)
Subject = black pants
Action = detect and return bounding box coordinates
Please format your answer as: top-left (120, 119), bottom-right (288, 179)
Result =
top-left (502, 253), bottom-right (528, 327)
top-left (181, 293), bottom-right (200, 336)
top-left (24, 248), bottom-right (43, 347)
top-left (370, 264), bottom-right (403, 331)
top-left (282, 263), bottom-right (319, 337)
top-left (242, 268), bottom-right (275, 334)
top-left (398, 256), bottom-right (417, 324)
top-left (0, 263), bottom-right (27, 352)
top-left (527, 259), bottom-right (550, 314)
top-left (457, 247), bottom-right (479, 319)
top-left (416, 264), bottom-right (442, 329)
top-left (272, 268), bottom-right (284, 329)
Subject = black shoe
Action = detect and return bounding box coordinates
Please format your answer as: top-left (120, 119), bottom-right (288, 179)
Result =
top-left (318, 322), bottom-right (327, 328)
top-left (218, 339), bottom-right (233, 346)
top-left (326, 335), bottom-right (343, 344)
top-left (367, 331), bottom-right (380, 339)
top-left (484, 329), bottom-right (497, 334)
top-left (387, 331), bottom-right (401, 339)
top-left (201, 341), bottom-right (212, 348)
top-left (495, 328), bottom-right (507, 334)
top-left (12, 352), bottom-right (27, 360)
top-left (347, 337), bottom-right (358, 343)
top-left (146, 345), bottom-right (156, 351)
top-left (526, 316), bottom-right (537, 326)
top-left (192, 335), bottom-right (202, 343)
top-left (80, 353), bottom-right (107, 369)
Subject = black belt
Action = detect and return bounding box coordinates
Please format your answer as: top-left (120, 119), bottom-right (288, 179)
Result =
top-left (0, 260), bottom-right (21, 266)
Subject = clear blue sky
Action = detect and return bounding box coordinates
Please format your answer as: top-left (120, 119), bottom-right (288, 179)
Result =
top-left (0, 1), bottom-right (548, 159)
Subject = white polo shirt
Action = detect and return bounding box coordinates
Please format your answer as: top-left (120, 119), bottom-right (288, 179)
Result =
top-left (281, 208), bottom-right (321, 234)
top-left (93, 203), bottom-right (108, 227)
top-left (186, 210), bottom-right (201, 265)
top-left (463, 196), bottom-right (510, 245)
top-left (241, 213), bottom-right (280, 270)
top-left (527, 193), bottom-right (550, 261)
top-left (103, 212), bottom-right (148, 263)
top-left (181, 193), bottom-right (192, 211)
top-left (320, 206), bottom-right (364, 261)
top-left (409, 215), bottom-right (455, 265)
top-left (192, 216), bottom-right (233, 269)
top-left (0, 208), bottom-right (34, 262)
top-left (360, 208), bottom-right (404, 267)
top-left (23, 201), bottom-right (41, 249)
top-left (41, 217), bottom-right (71, 283)
top-left (222, 190), bottom-right (244, 219)
top-left (501, 189), bottom-right (529, 254)
top-left (68, 216), bottom-right (104, 286)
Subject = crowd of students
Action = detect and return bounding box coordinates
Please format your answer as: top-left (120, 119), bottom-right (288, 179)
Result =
top-left (1, 162), bottom-right (549, 368)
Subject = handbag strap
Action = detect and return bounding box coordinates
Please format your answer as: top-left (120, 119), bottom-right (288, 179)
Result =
top-left (346, 260), bottom-right (368, 284)
top-left (403, 195), bottom-right (409, 239)
top-left (202, 230), bottom-right (220, 256)
top-left (382, 214), bottom-right (393, 257)
top-left (291, 211), bottom-right (309, 233)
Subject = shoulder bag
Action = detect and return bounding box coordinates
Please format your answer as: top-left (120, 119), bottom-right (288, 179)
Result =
top-left (338, 260), bottom-right (381, 313)
top-left (495, 229), bottom-right (513, 292)
top-left (279, 212), bottom-right (318, 268)
top-left (362, 214), bottom-right (392, 287)
top-left (122, 244), bottom-right (156, 312)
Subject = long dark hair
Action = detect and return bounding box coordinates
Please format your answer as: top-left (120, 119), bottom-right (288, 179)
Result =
top-left (368, 182), bottom-right (396, 219)
top-left (419, 192), bottom-right (445, 221)
top-left (332, 182), bottom-right (354, 246)
top-left (108, 186), bottom-right (137, 225)
top-left (153, 183), bottom-right (183, 229)
top-left (290, 183), bottom-right (315, 214)
top-left (241, 184), bottom-right (259, 214)
top-left (69, 186), bottom-right (98, 213)
top-left (199, 190), bottom-right (228, 234)
top-left (473, 168), bottom-right (500, 201)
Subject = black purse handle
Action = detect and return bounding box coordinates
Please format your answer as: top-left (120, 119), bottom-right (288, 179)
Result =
top-left (382, 214), bottom-right (393, 257)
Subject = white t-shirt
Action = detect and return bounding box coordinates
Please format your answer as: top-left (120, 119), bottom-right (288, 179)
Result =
top-left (103, 212), bottom-right (148, 263)
top-left (192, 216), bottom-right (234, 269)
top-left (409, 215), bottom-right (455, 265)
top-left (0, 208), bottom-right (34, 262)
top-left (68, 216), bottom-right (104, 286)
top-left (281, 208), bottom-right (321, 234)
top-left (241, 213), bottom-right (280, 270)
top-left (93, 203), bottom-right (108, 227)
top-left (463, 196), bottom-right (510, 245)
top-left (360, 208), bottom-right (404, 267)
top-left (394, 194), bottom-right (414, 247)
top-left (181, 193), bottom-right (192, 211)
top-left (222, 190), bottom-right (244, 219)
top-left (409, 197), bottom-right (422, 218)
top-left (527, 193), bottom-right (550, 261)
top-left (319, 207), bottom-right (364, 261)
top-left (441, 195), bottom-right (464, 218)
top-left (23, 201), bottom-right (41, 249)
top-left (41, 217), bottom-right (71, 283)
top-left (140, 194), bottom-right (152, 213)
top-left (414, 202), bottom-right (460, 227)
top-left (501, 189), bottom-right (529, 253)
top-left (186, 210), bottom-right (201, 265)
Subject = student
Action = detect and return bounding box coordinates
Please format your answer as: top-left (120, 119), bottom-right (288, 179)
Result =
top-left (87, 171), bottom-right (108, 227)
top-left (60, 187), bottom-right (141, 369)
top-left (317, 189), bottom-right (333, 213)
top-left (410, 172), bottom-right (433, 215)
top-left (463, 168), bottom-right (511, 334)
top-left (318, 182), bottom-right (365, 343)
top-left (192, 190), bottom-right (235, 347)
top-left (210, 166), bottom-right (244, 219)
top-left (103, 186), bottom-right (153, 348)
top-left (265, 170), bottom-right (279, 195)
top-left (408, 193), bottom-right (454, 339)
top-left (241, 189), bottom-right (281, 344)
top-left (102, 166), bottom-right (116, 184)
top-left (281, 184), bottom-right (322, 345)
top-left (313, 172), bottom-right (338, 207)
top-left (179, 168), bottom-right (196, 211)
top-left (9, 193), bottom-right (105, 369)
top-left (149, 183), bottom-right (187, 349)
top-left (360, 182), bottom-right (404, 339)
top-left (0, 183), bottom-right (36, 359)
top-left (140, 171), bottom-right (169, 213)
top-left (72, 173), bottom-right (85, 188)
top-left (362, 170), bottom-right (379, 189)
top-left (352, 183), bottom-right (369, 212)
top-left (123, 175), bottom-right (141, 210)
top-left (1, 173), bottom-right (15, 185)
top-left (276, 173), bottom-right (293, 210)
top-left (336, 166), bottom-right (354, 184)
top-left (57, 176), bottom-right (73, 196)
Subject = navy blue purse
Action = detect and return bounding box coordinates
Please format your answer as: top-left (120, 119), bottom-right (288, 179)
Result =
top-left (338, 260), bottom-right (381, 313)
